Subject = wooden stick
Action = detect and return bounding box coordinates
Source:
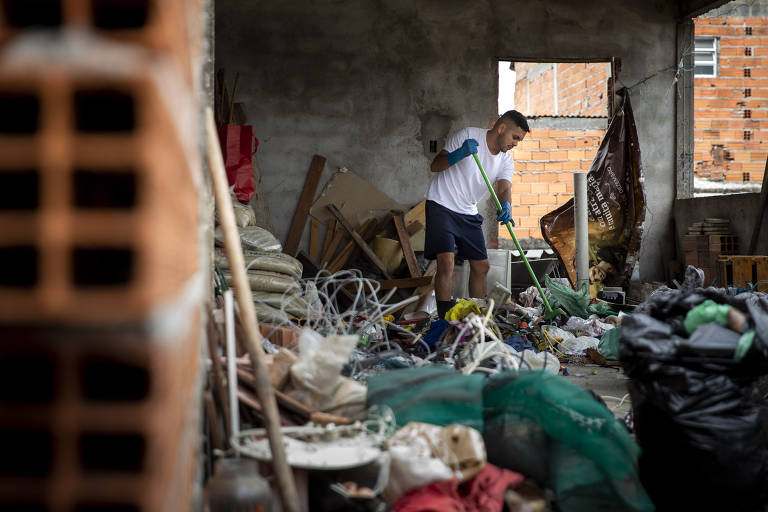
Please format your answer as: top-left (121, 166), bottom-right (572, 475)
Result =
top-left (320, 227), bottom-right (345, 268)
top-left (205, 108), bottom-right (301, 512)
top-left (284, 155), bottom-right (327, 256)
top-left (205, 309), bottom-right (231, 442)
top-left (309, 219), bottom-right (320, 262)
top-left (321, 219), bottom-right (337, 261)
top-left (393, 214), bottom-right (421, 278)
top-left (227, 72), bottom-right (240, 124)
top-left (327, 218), bottom-right (377, 273)
top-left (204, 391), bottom-right (224, 451)
top-left (327, 204), bottom-right (393, 279)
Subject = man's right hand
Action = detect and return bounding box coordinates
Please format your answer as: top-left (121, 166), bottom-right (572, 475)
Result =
top-left (445, 138), bottom-right (479, 166)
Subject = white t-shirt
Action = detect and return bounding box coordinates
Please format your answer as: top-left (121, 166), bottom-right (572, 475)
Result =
top-left (425, 127), bottom-right (515, 215)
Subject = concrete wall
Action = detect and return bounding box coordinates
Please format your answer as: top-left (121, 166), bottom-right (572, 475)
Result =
top-left (216, 0), bottom-right (678, 282)
top-left (674, 193), bottom-right (768, 256)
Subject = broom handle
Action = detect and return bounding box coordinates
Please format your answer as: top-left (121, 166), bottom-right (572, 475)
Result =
top-left (472, 153), bottom-right (554, 314)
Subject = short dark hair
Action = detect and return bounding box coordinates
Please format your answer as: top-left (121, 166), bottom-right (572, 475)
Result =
top-left (499, 110), bottom-right (530, 133)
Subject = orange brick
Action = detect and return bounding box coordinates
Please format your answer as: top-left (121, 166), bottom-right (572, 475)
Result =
top-left (511, 206), bottom-right (529, 216)
top-left (514, 150), bottom-right (531, 160)
top-left (558, 172), bottom-right (576, 182)
top-left (514, 162), bottom-right (528, 172)
top-left (531, 129), bottom-right (550, 138)
top-left (567, 149), bottom-right (586, 159)
top-left (539, 139), bottom-right (558, 150)
top-left (520, 173), bottom-right (538, 183)
top-left (518, 139), bottom-right (539, 150)
top-left (514, 183), bottom-right (532, 193)
top-left (510, 193), bottom-right (521, 205)
top-left (565, 182), bottom-right (574, 193)
top-left (530, 205), bottom-right (552, 216)
top-left (548, 150), bottom-right (568, 160)
top-left (537, 194), bottom-right (557, 204)
top-left (549, 182), bottom-right (567, 193)
top-left (556, 139), bottom-right (593, 149)
top-left (544, 162), bottom-right (562, 171)
top-left (538, 172), bottom-right (560, 182)
top-left (520, 194), bottom-right (539, 205)
top-left (529, 151), bottom-right (549, 160)
top-left (520, 217), bottom-right (540, 228)
top-left (530, 183), bottom-right (549, 193)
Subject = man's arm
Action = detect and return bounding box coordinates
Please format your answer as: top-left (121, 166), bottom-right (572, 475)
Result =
top-left (430, 150), bottom-right (450, 173)
top-left (494, 178), bottom-right (512, 204)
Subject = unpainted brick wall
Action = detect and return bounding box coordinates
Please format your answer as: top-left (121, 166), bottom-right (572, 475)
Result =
top-left (694, 16), bottom-right (768, 182)
top-left (514, 62), bottom-right (609, 117)
top-left (498, 128), bottom-right (605, 240)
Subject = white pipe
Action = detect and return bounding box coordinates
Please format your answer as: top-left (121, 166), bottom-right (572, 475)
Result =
top-left (224, 289), bottom-right (240, 444)
top-left (574, 173), bottom-right (590, 291)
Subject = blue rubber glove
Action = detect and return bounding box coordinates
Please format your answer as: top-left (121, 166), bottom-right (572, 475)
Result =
top-left (445, 138), bottom-right (479, 166)
top-left (497, 201), bottom-right (514, 225)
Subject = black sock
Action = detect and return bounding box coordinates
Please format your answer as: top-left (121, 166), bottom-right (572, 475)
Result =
top-left (437, 299), bottom-right (456, 319)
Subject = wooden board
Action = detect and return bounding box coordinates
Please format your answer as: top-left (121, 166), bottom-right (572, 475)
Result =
top-left (321, 219), bottom-right (337, 259)
top-left (404, 200), bottom-right (426, 227)
top-left (328, 218), bottom-right (377, 273)
top-left (284, 155), bottom-right (326, 256)
top-left (327, 204), bottom-right (393, 279)
top-left (320, 227), bottom-right (345, 268)
top-left (393, 214), bottom-right (421, 278)
top-left (309, 219), bottom-right (320, 261)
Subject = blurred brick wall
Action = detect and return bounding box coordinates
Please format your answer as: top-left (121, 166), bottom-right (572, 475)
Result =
top-left (514, 62), bottom-right (610, 117)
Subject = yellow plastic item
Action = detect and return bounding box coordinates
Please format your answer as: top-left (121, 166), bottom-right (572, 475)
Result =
top-left (445, 299), bottom-right (482, 322)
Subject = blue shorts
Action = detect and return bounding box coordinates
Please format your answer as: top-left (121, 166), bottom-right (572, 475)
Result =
top-left (424, 200), bottom-right (488, 261)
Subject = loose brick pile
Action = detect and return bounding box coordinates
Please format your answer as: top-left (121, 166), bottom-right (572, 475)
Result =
top-left (694, 16), bottom-right (768, 183)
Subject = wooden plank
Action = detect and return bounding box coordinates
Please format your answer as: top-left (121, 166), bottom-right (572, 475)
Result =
top-left (393, 214), bottom-right (421, 278)
top-left (309, 219), bottom-right (320, 261)
top-left (320, 219), bottom-right (336, 262)
top-left (378, 276), bottom-right (433, 290)
top-left (748, 154), bottom-right (768, 255)
top-left (328, 218), bottom-right (378, 273)
top-left (327, 204), bottom-right (393, 279)
top-left (284, 155), bottom-right (326, 256)
top-left (401, 261), bottom-right (437, 317)
top-left (404, 199), bottom-right (426, 227)
top-left (320, 228), bottom-right (345, 268)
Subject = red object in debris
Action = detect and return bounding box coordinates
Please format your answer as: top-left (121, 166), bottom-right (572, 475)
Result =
top-left (393, 463), bottom-right (524, 512)
top-left (217, 124), bottom-right (258, 203)
top-left (520, 322), bottom-right (528, 329)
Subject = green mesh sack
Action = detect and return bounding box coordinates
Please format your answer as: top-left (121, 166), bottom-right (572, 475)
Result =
top-left (366, 366), bottom-right (484, 431)
top-left (483, 371), bottom-right (653, 512)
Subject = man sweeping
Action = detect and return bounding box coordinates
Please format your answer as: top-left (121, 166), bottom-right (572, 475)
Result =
top-left (424, 110), bottom-right (529, 319)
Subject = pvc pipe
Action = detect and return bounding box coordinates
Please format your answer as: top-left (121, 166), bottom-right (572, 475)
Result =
top-left (224, 289), bottom-right (240, 443)
top-left (574, 173), bottom-right (590, 291)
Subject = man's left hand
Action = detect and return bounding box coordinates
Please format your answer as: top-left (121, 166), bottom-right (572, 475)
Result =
top-left (497, 201), bottom-right (513, 225)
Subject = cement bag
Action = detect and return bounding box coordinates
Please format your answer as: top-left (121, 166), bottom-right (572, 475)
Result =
top-left (288, 329), bottom-right (359, 410)
top-left (225, 270), bottom-right (300, 294)
top-left (214, 226), bottom-right (282, 252)
top-left (541, 90), bottom-right (645, 296)
top-left (252, 291), bottom-right (309, 318)
top-left (253, 302), bottom-right (296, 325)
top-left (215, 250), bottom-right (303, 279)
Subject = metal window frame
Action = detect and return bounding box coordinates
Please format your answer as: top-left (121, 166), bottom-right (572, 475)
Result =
top-left (693, 35), bottom-right (719, 78)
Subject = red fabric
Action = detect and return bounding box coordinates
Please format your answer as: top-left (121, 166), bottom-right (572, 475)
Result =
top-left (393, 463), bottom-right (524, 512)
top-left (216, 124), bottom-right (258, 203)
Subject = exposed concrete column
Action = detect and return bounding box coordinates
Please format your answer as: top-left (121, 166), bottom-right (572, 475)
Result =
top-left (574, 173), bottom-right (589, 290)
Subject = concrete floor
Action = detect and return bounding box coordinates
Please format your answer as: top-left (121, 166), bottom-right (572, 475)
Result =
top-left (561, 361), bottom-right (633, 420)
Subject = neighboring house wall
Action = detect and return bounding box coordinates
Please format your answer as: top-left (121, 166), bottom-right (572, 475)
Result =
top-left (514, 62), bottom-right (610, 117)
top-left (500, 62), bottom-right (609, 241)
top-left (495, 125), bottom-right (603, 243)
top-left (694, 12), bottom-right (768, 183)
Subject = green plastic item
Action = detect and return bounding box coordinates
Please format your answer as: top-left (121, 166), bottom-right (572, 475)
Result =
top-left (472, 153), bottom-right (567, 322)
top-left (367, 367), bottom-right (653, 512)
top-left (544, 275), bottom-right (609, 319)
top-left (598, 328), bottom-right (621, 360)
top-left (683, 299), bottom-right (731, 334)
top-left (734, 329), bottom-right (756, 361)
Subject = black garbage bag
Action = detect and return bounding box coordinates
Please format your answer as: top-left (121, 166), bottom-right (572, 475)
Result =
top-left (621, 287), bottom-right (768, 511)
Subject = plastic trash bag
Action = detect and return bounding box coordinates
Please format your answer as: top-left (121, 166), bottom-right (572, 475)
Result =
top-left (544, 275), bottom-right (609, 319)
top-left (598, 327), bottom-right (621, 360)
top-left (620, 287), bottom-right (768, 511)
top-left (559, 336), bottom-right (599, 353)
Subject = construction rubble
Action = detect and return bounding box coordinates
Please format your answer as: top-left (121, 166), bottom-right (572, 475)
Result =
top-left (202, 150), bottom-right (768, 511)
